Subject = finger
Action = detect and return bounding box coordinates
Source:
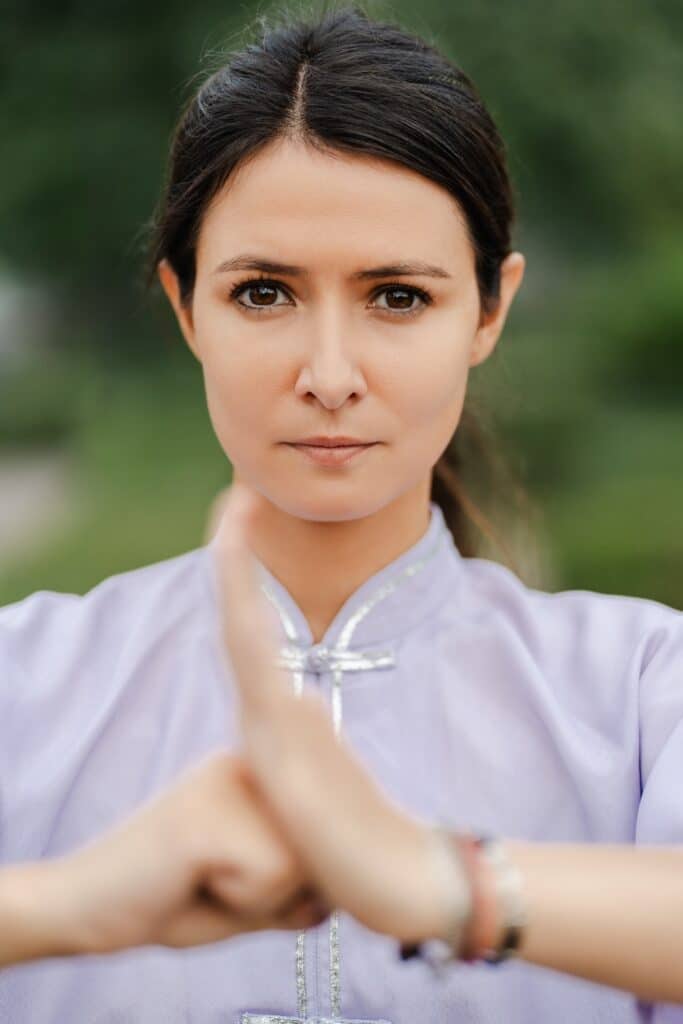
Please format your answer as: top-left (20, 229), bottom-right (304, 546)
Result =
top-left (204, 867), bottom-right (305, 918)
top-left (163, 889), bottom-right (330, 949)
top-left (239, 881), bottom-right (332, 929)
top-left (160, 900), bottom-right (249, 948)
top-left (273, 893), bottom-right (331, 930)
top-left (215, 483), bottom-right (290, 717)
top-left (212, 834), bottom-right (330, 915)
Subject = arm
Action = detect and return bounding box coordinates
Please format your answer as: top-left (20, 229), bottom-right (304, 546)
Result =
top-left (465, 838), bottom-right (683, 1004)
top-left (0, 859), bottom-right (85, 967)
top-left (0, 754), bottom-right (330, 969)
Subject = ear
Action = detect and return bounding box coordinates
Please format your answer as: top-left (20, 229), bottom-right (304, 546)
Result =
top-left (469, 252), bottom-right (525, 367)
top-left (157, 258), bottom-right (201, 362)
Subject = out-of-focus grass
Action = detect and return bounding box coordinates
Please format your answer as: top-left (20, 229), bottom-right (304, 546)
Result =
top-left (0, 346), bottom-right (231, 605)
top-left (544, 407), bottom-right (683, 608)
top-left (479, 320), bottom-right (683, 609)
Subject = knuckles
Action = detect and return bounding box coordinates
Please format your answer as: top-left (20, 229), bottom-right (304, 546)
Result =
top-left (169, 749), bottom-right (304, 910)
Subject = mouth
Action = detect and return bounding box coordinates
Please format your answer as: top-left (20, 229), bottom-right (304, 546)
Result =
top-left (284, 442), bottom-right (377, 467)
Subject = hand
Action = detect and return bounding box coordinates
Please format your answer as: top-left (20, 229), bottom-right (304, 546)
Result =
top-left (215, 482), bottom-right (446, 946)
top-left (47, 751), bottom-right (330, 957)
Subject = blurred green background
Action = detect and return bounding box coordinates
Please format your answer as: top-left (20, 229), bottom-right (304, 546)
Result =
top-left (1, 0), bottom-right (681, 609)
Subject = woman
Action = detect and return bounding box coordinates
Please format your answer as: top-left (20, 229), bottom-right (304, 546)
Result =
top-left (1, 5), bottom-right (682, 1022)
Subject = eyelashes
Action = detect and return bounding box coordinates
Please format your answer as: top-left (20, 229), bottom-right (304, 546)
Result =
top-left (227, 275), bottom-right (434, 318)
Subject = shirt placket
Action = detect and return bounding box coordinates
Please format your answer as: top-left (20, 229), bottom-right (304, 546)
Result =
top-left (241, 532), bottom-right (447, 1024)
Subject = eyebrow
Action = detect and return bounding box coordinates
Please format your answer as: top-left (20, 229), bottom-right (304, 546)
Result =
top-left (212, 254), bottom-right (452, 281)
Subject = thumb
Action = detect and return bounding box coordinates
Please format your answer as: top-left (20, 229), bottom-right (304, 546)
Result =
top-left (215, 482), bottom-right (290, 721)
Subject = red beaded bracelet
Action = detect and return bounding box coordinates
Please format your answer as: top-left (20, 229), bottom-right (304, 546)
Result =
top-left (451, 832), bottom-right (498, 962)
top-left (471, 835), bottom-right (527, 964)
top-left (398, 829), bottom-right (526, 968)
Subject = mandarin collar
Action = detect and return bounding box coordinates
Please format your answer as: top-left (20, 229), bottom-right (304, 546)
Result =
top-left (204, 501), bottom-right (462, 661)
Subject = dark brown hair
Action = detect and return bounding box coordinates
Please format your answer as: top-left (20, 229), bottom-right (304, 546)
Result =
top-left (146, 1), bottom-right (535, 568)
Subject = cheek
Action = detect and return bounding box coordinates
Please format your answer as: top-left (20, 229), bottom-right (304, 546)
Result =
top-left (379, 338), bottom-right (470, 473)
top-left (200, 341), bottom-right (278, 456)
top-left (383, 340), bottom-right (469, 428)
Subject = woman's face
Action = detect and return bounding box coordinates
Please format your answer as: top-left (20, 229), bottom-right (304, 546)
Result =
top-left (159, 137), bottom-right (524, 522)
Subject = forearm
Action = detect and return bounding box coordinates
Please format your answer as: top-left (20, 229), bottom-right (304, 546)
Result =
top-left (498, 841), bottom-right (683, 1004)
top-left (0, 859), bottom-right (88, 967)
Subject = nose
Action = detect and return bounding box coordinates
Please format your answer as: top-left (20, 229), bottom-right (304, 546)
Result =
top-left (294, 309), bottom-right (367, 409)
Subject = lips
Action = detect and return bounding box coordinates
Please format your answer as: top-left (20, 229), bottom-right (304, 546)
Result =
top-left (286, 442), bottom-right (376, 466)
top-left (292, 437), bottom-right (372, 447)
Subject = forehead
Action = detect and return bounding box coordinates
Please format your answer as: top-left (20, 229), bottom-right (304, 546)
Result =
top-left (196, 138), bottom-right (474, 273)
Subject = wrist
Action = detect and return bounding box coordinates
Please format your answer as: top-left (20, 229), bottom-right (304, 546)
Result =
top-left (0, 859), bottom-right (89, 966)
top-left (454, 834), bottom-right (503, 958)
top-left (391, 818), bottom-right (456, 945)
top-left (400, 823), bottom-right (474, 949)
top-left (398, 829), bottom-right (528, 968)
top-left (470, 837), bottom-right (528, 963)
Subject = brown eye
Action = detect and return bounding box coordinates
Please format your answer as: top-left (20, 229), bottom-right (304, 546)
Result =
top-left (384, 288), bottom-right (415, 309)
top-left (229, 278), bottom-right (292, 311)
top-left (241, 283), bottom-right (280, 307)
top-left (228, 278), bottom-right (432, 317)
top-left (373, 285), bottom-right (431, 315)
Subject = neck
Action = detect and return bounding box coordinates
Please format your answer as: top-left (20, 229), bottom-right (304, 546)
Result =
top-left (233, 475), bottom-right (433, 643)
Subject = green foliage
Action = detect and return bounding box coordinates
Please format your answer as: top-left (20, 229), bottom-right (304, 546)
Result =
top-left (0, 346), bottom-right (231, 604)
top-left (576, 236), bottom-right (683, 402)
top-left (391, 0), bottom-right (683, 254)
top-left (0, 0), bottom-right (249, 315)
top-left (0, 349), bottom-right (96, 446)
top-left (2, 0), bottom-right (682, 325)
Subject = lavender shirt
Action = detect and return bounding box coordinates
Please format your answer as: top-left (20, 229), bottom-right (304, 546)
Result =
top-left (1, 502), bottom-right (682, 1023)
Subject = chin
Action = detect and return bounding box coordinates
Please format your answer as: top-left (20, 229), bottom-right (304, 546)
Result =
top-left (266, 487), bottom-right (392, 524)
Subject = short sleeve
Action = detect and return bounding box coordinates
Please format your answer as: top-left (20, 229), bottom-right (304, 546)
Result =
top-left (634, 608), bottom-right (683, 1021)
top-left (0, 552), bottom-right (209, 870)
top-left (0, 588), bottom-right (100, 865)
top-left (0, 609), bottom-right (34, 864)
top-left (635, 607), bottom-right (683, 844)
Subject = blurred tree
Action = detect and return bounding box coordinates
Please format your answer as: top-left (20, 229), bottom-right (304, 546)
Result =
top-left (414, 0), bottom-right (683, 254)
top-left (0, 0), bottom-right (247, 356)
top-left (588, 235), bottom-right (683, 402)
top-left (1, 0), bottom-right (681, 357)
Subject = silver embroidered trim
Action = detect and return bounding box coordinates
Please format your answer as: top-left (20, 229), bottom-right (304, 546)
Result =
top-left (242, 1016), bottom-right (301, 1024)
top-left (242, 1017), bottom-right (393, 1023)
top-left (329, 906), bottom-right (341, 1017)
top-left (295, 931), bottom-right (307, 1019)
top-left (335, 529), bottom-right (448, 653)
top-left (329, 667), bottom-right (343, 1017)
top-left (276, 644), bottom-right (395, 675)
top-left (258, 525), bottom-right (448, 1020)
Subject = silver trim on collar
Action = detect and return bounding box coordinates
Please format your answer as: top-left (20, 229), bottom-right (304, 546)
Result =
top-left (276, 644), bottom-right (395, 675)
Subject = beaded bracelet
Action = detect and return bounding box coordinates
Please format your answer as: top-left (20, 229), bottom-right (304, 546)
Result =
top-left (398, 828), bottom-right (527, 969)
top-left (452, 832), bottom-right (496, 962)
top-left (472, 835), bottom-right (527, 964)
top-left (398, 825), bottom-right (475, 973)
top-left (397, 823), bottom-right (479, 966)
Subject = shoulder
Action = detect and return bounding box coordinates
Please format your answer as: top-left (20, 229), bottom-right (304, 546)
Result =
top-left (451, 552), bottom-right (683, 680)
top-left (0, 545), bottom-right (212, 694)
top-left (0, 547), bottom-right (218, 859)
